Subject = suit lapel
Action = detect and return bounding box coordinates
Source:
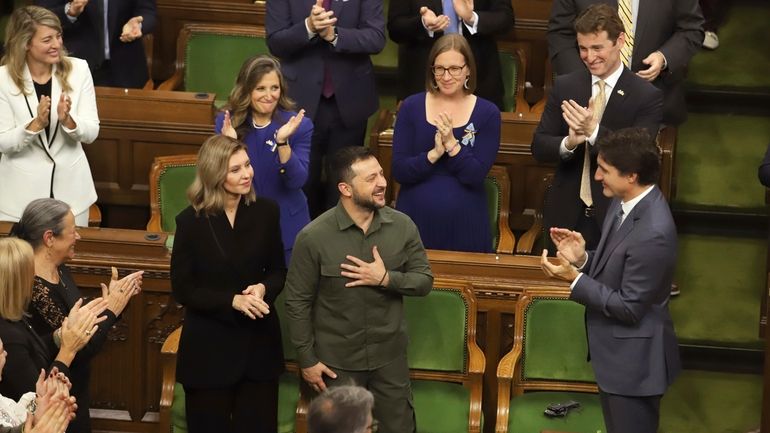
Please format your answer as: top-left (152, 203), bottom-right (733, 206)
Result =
top-left (633, 0), bottom-right (652, 64)
top-left (599, 68), bottom-right (631, 128)
top-left (590, 198), bottom-right (621, 275)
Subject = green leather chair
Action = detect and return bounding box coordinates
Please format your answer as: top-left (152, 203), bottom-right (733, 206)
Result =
top-left (159, 321), bottom-right (302, 433)
top-left (498, 48), bottom-right (528, 113)
top-left (484, 165), bottom-right (516, 254)
top-left (495, 289), bottom-right (606, 433)
top-left (147, 154), bottom-right (198, 233)
top-left (404, 280), bottom-right (485, 433)
top-left (157, 23), bottom-right (269, 107)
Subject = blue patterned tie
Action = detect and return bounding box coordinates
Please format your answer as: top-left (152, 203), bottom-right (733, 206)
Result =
top-left (442, 0), bottom-right (459, 34)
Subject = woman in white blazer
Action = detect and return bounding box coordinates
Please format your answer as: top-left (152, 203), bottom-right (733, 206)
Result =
top-left (0, 6), bottom-right (99, 226)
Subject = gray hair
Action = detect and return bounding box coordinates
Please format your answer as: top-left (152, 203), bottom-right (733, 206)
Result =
top-left (9, 198), bottom-right (72, 250)
top-left (308, 385), bottom-right (374, 433)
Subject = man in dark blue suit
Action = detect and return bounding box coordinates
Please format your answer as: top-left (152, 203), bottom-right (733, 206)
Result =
top-left (266, 0), bottom-right (385, 217)
top-left (35, 0), bottom-right (157, 89)
top-left (532, 4), bottom-right (662, 251)
top-left (541, 127), bottom-right (680, 433)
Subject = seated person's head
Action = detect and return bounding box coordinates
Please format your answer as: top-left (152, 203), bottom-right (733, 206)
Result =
top-left (189, 134), bottom-right (256, 213)
top-left (10, 198), bottom-right (78, 266)
top-left (574, 3), bottom-right (627, 79)
top-left (308, 385), bottom-right (375, 433)
top-left (226, 54), bottom-right (295, 128)
top-left (425, 34), bottom-right (476, 96)
top-left (0, 237), bottom-right (35, 322)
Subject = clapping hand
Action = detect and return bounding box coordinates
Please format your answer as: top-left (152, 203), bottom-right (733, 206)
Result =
top-left (221, 110), bottom-right (237, 139)
top-left (120, 16), bottom-right (144, 43)
top-left (419, 7), bottom-right (449, 32)
top-left (540, 249), bottom-right (580, 282)
top-left (61, 297), bottom-right (108, 353)
top-left (549, 227), bottom-right (587, 264)
top-left (29, 96), bottom-right (51, 132)
top-left (101, 267), bottom-right (143, 316)
top-left (561, 98), bottom-right (598, 138)
top-left (66, 0), bottom-right (88, 17)
top-left (275, 109), bottom-right (305, 144)
top-left (452, 0), bottom-right (475, 23)
top-left (57, 93), bottom-right (75, 129)
top-left (307, 0), bottom-right (337, 41)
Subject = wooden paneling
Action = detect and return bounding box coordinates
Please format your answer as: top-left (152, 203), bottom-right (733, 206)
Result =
top-left (85, 87), bottom-right (215, 228)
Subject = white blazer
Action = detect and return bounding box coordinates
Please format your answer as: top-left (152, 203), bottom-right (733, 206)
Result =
top-left (0, 57), bottom-right (100, 220)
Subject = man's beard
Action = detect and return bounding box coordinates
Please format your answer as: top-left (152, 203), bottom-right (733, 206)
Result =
top-left (352, 187), bottom-right (385, 211)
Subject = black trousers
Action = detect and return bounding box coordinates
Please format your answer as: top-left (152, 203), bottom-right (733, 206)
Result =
top-left (184, 379), bottom-right (279, 433)
top-left (303, 96), bottom-right (367, 218)
top-left (599, 389), bottom-right (662, 433)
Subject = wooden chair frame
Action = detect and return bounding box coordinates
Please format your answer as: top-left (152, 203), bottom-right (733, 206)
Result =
top-left (157, 23), bottom-right (267, 92)
top-left (498, 46), bottom-right (531, 117)
top-left (409, 279), bottom-right (486, 433)
top-left (495, 288), bottom-right (597, 433)
top-left (487, 165), bottom-right (516, 254)
top-left (147, 154), bottom-right (198, 232)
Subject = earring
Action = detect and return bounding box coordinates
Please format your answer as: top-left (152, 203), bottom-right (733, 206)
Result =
top-left (463, 77), bottom-right (470, 90)
top-left (431, 80), bottom-right (439, 90)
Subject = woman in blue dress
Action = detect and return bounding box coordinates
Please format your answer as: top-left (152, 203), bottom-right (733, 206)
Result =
top-left (216, 55), bottom-right (312, 263)
top-left (392, 34), bottom-right (501, 253)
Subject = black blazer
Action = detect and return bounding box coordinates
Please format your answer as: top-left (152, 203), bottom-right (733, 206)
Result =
top-left (0, 318), bottom-right (70, 401)
top-left (387, 0), bottom-right (513, 110)
top-left (35, 0), bottom-right (157, 89)
top-left (531, 67), bottom-right (663, 232)
top-left (546, 0), bottom-right (703, 125)
top-left (170, 198), bottom-right (286, 388)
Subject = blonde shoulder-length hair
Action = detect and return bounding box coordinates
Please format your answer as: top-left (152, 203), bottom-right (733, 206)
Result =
top-left (1, 5), bottom-right (73, 96)
top-left (188, 135), bottom-right (256, 215)
top-left (0, 237), bottom-right (35, 321)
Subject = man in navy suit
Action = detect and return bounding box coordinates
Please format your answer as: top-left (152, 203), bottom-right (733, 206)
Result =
top-left (36, 0), bottom-right (157, 89)
top-left (266, 0), bottom-right (385, 217)
top-left (541, 127), bottom-right (680, 433)
top-left (532, 4), bottom-right (662, 250)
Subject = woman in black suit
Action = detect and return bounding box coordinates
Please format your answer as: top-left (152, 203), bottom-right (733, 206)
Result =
top-left (170, 134), bottom-right (286, 433)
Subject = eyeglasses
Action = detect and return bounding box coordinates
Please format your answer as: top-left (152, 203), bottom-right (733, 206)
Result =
top-left (431, 64), bottom-right (466, 78)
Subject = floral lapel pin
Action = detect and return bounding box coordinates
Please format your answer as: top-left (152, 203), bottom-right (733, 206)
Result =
top-left (266, 139), bottom-right (277, 153)
top-left (461, 123), bottom-right (477, 147)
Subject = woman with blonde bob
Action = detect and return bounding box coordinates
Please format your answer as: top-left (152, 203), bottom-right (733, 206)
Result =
top-left (217, 54), bottom-right (312, 263)
top-left (0, 6), bottom-right (100, 226)
top-left (0, 237), bottom-right (106, 412)
top-left (171, 135), bottom-right (286, 433)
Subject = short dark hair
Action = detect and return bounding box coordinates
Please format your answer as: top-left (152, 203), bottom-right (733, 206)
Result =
top-left (329, 146), bottom-right (376, 186)
top-left (597, 127), bottom-right (661, 186)
top-left (308, 385), bottom-right (374, 433)
top-left (574, 3), bottom-right (625, 43)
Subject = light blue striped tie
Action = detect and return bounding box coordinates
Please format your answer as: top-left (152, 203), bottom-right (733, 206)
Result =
top-left (442, 0), bottom-right (459, 34)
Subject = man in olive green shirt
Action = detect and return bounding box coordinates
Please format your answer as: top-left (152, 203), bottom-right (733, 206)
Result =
top-left (285, 147), bottom-right (433, 433)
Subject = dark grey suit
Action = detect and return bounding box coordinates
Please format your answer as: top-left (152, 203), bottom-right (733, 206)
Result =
top-left (571, 185), bottom-right (680, 432)
top-left (532, 67), bottom-right (663, 245)
top-left (547, 0), bottom-right (703, 125)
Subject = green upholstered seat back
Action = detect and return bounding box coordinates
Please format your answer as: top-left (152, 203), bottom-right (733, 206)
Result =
top-left (498, 51), bottom-right (519, 112)
top-left (171, 384), bottom-right (187, 433)
top-left (371, 0), bottom-right (398, 70)
top-left (404, 288), bottom-right (468, 372)
top-left (274, 291), bottom-right (297, 362)
top-left (184, 33), bottom-right (269, 106)
top-left (157, 164), bottom-right (197, 233)
top-left (521, 298), bottom-right (596, 382)
top-left (484, 175), bottom-right (501, 251)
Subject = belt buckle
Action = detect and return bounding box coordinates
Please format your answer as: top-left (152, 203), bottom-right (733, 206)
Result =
top-left (584, 206), bottom-right (595, 218)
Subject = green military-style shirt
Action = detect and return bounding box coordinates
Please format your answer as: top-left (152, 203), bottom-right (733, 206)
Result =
top-left (285, 202), bottom-right (433, 370)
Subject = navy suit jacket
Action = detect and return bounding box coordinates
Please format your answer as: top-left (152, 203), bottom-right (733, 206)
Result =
top-left (35, 0), bottom-right (157, 89)
top-left (571, 185), bottom-right (680, 396)
top-left (387, 0), bottom-right (513, 109)
top-left (266, 0), bottom-right (385, 128)
top-left (531, 67), bottom-right (662, 231)
top-left (546, 0), bottom-right (703, 125)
